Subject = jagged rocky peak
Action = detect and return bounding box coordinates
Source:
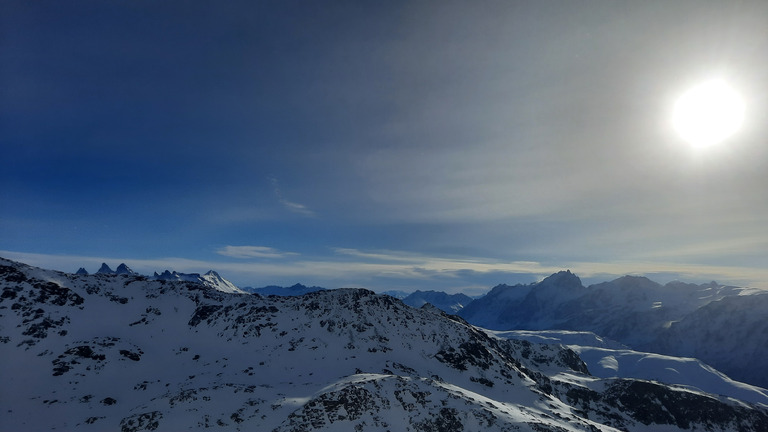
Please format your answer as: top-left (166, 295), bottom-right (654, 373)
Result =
top-left (96, 263), bottom-right (115, 274)
top-left (115, 263), bottom-right (137, 275)
top-left (154, 270), bottom-right (198, 281)
top-left (155, 270), bottom-right (175, 279)
top-left (524, 270), bottom-right (585, 303)
top-left (75, 267), bottom-right (89, 275)
top-left (538, 269), bottom-right (583, 290)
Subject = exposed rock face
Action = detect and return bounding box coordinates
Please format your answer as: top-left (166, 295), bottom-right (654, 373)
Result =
top-left (1, 257), bottom-right (767, 431)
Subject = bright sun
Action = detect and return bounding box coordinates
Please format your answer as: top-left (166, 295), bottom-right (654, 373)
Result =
top-left (672, 80), bottom-right (745, 148)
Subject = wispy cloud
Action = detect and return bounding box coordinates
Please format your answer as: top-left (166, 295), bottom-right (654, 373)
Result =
top-left (565, 260), bottom-right (768, 288)
top-left (332, 247), bottom-right (554, 274)
top-left (269, 177), bottom-right (315, 217)
top-left (332, 248), bottom-right (427, 263)
top-left (216, 245), bottom-right (298, 259)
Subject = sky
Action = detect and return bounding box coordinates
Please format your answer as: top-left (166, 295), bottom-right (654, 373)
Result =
top-left (2, 1), bottom-right (767, 294)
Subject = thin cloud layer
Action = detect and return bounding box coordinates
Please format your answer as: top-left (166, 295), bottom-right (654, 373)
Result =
top-left (1, 2), bottom-right (766, 290)
top-left (216, 245), bottom-right (298, 259)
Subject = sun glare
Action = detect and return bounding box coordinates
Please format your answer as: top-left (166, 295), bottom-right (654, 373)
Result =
top-left (672, 80), bottom-right (745, 148)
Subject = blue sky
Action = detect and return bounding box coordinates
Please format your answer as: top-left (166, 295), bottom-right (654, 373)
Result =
top-left (2, 1), bottom-right (767, 294)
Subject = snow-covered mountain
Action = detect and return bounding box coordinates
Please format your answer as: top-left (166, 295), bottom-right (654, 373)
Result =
top-left (97, 262), bottom-right (116, 274)
top-left (152, 269), bottom-right (245, 294)
top-left (116, 263), bottom-right (138, 275)
top-left (2, 257), bottom-right (767, 431)
top-left (77, 264), bottom-right (245, 294)
top-left (402, 290), bottom-right (474, 314)
top-left (198, 270), bottom-right (244, 294)
top-left (459, 272), bottom-right (767, 387)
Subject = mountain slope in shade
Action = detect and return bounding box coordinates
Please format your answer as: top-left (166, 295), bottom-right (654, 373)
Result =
top-left (402, 290), bottom-right (474, 313)
top-left (115, 263), bottom-right (138, 275)
top-left (490, 330), bottom-right (768, 406)
top-left (644, 292), bottom-right (768, 389)
top-left (96, 262), bottom-right (115, 274)
top-left (1, 257), bottom-right (767, 431)
top-left (457, 283), bottom-right (532, 329)
top-left (459, 272), bottom-right (767, 387)
top-left (460, 274), bottom-right (743, 344)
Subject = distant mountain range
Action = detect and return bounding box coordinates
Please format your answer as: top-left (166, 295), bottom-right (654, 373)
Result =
top-left (75, 263), bottom-right (244, 294)
top-left (2, 257), bottom-right (766, 431)
top-left (241, 283), bottom-right (326, 296)
top-left (457, 271), bottom-right (768, 388)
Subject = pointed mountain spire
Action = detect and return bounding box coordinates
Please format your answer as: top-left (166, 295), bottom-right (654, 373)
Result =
top-left (115, 263), bottom-right (137, 275)
top-left (97, 263), bottom-right (115, 274)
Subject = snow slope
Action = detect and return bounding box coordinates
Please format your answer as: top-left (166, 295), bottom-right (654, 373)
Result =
top-left (490, 330), bottom-right (768, 406)
top-left (199, 270), bottom-right (244, 294)
top-left (1, 257), bottom-right (767, 431)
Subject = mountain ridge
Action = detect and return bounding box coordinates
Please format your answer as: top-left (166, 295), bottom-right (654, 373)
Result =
top-left (73, 263), bottom-right (245, 294)
top-left (1, 257), bottom-right (767, 431)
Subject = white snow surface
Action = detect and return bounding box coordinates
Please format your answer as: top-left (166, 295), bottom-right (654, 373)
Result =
top-left (489, 330), bottom-right (629, 350)
top-left (200, 270), bottom-right (245, 294)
